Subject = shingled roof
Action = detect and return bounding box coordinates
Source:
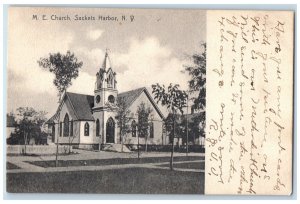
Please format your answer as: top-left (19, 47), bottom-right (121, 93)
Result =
top-left (46, 114), bottom-right (57, 124)
top-left (49, 87), bottom-right (164, 122)
top-left (117, 87), bottom-right (145, 110)
top-left (6, 114), bottom-right (16, 127)
top-left (66, 92), bottom-right (95, 121)
top-left (166, 112), bottom-right (205, 123)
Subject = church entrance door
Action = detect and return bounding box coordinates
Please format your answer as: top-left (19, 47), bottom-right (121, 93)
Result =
top-left (106, 117), bottom-right (115, 143)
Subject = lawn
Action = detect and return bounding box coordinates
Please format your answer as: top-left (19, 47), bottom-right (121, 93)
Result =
top-left (7, 168), bottom-right (204, 194)
top-left (6, 162), bottom-right (21, 170)
top-left (158, 161), bottom-right (205, 170)
top-left (27, 156), bottom-right (204, 168)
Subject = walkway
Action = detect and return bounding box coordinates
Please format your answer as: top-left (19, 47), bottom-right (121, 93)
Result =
top-left (6, 150), bottom-right (205, 174)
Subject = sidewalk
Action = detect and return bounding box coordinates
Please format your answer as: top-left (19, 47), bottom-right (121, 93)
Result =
top-left (6, 150), bottom-right (205, 174)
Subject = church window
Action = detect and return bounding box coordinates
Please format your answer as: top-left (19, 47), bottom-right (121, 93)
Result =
top-left (131, 120), bottom-right (137, 137)
top-left (63, 113), bottom-right (69, 137)
top-left (108, 95), bottom-right (115, 103)
top-left (96, 119), bottom-right (100, 137)
top-left (70, 120), bottom-right (73, 136)
top-left (59, 122), bottom-right (62, 137)
top-left (149, 122), bottom-right (154, 138)
top-left (96, 95), bottom-right (101, 104)
top-left (138, 125), bottom-right (145, 138)
top-left (84, 122), bottom-right (89, 136)
top-left (107, 73), bottom-right (114, 88)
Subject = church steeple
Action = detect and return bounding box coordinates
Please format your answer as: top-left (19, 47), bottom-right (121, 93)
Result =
top-left (95, 49), bottom-right (117, 90)
top-left (102, 49), bottom-right (112, 71)
top-left (94, 49), bottom-right (118, 110)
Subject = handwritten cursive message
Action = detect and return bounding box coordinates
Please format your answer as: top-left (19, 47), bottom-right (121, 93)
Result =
top-left (206, 10), bottom-right (293, 195)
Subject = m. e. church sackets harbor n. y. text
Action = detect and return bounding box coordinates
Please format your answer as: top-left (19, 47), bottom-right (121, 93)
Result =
top-left (205, 10), bottom-right (293, 195)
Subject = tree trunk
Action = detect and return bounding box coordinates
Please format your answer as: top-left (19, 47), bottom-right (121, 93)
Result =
top-left (23, 131), bottom-right (27, 155)
top-left (68, 134), bottom-right (71, 154)
top-left (120, 126), bottom-right (124, 153)
top-left (55, 114), bottom-right (60, 167)
top-left (55, 132), bottom-right (59, 167)
top-left (121, 135), bottom-right (124, 153)
top-left (186, 114), bottom-right (189, 157)
top-left (55, 92), bottom-right (63, 167)
top-left (186, 94), bottom-right (189, 157)
top-left (99, 135), bottom-right (101, 151)
top-left (170, 113), bottom-right (175, 171)
top-left (138, 133), bottom-right (140, 159)
top-left (145, 134), bottom-right (148, 152)
top-left (170, 135), bottom-right (175, 171)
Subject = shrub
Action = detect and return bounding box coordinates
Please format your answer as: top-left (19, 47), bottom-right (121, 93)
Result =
top-left (126, 144), bottom-right (205, 153)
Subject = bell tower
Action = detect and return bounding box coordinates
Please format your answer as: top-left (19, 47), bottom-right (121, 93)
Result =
top-left (94, 49), bottom-right (118, 110)
top-left (93, 49), bottom-right (118, 144)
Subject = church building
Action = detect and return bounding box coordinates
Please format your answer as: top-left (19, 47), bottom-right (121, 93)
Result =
top-left (47, 51), bottom-right (166, 149)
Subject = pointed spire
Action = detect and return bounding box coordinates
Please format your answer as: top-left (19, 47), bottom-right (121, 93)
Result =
top-left (102, 48), bottom-right (112, 70)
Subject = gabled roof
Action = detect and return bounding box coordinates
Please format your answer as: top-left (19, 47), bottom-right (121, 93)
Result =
top-left (166, 112), bottom-right (205, 123)
top-left (48, 87), bottom-right (165, 122)
top-left (6, 114), bottom-right (16, 127)
top-left (66, 92), bottom-right (95, 121)
top-left (186, 112), bottom-right (205, 122)
top-left (46, 113), bottom-right (57, 124)
top-left (118, 87), bottom-right (165, 119)
top-left (118, 87), bottom-right (145, 110)
top-left (47, 92), bottom-right (95, 123)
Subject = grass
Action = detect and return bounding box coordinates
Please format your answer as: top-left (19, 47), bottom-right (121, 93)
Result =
top-left (158, 161), bottom-right (205, 170)
top-left (7, 168), bottom-right (204, 194)
top-left (27, 156), bottom-right (204, 168)
top-left (6, 162), bottom-right (21, 170)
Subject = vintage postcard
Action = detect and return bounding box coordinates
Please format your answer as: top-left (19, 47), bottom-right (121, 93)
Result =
top-left (5, 7), bottom-right (294, 195)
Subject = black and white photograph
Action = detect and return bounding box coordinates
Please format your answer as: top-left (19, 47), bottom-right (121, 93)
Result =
top-left (6, 7), bottom-right (206, 194)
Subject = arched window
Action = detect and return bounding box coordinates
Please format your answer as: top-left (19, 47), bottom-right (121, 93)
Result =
top-left (84, 122), bottom-right (89, 136)
top-left (131, 120), bottom-right (137, 137)
top-left (149, 122), bottom-right (154, 138)
top-left (107, 73), bottom-right (114, 88)
top-left (59, 122), bottom-right (62, 137)
top-left (63, 113), bottom-right (69, 137)
top-left (96, 119), bottom-right (100, 137)
top-left (70, 120), bottom-right (73, 136)
top-left (106, 117), bottom-right (115, 143)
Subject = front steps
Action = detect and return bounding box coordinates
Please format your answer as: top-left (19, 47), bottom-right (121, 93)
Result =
top-left (102, 143), bottom-right (131, 153)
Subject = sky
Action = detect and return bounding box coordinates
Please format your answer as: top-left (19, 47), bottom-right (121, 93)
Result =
top-left (7, 7), bottom-right (206, 117)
